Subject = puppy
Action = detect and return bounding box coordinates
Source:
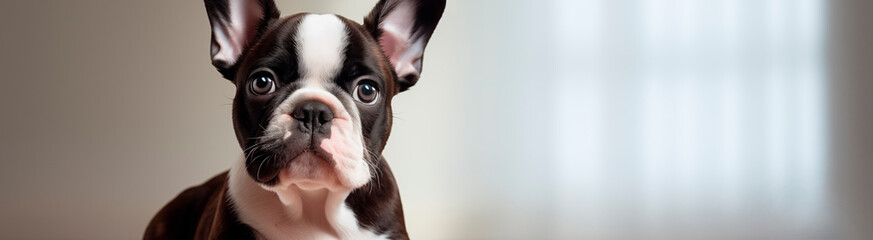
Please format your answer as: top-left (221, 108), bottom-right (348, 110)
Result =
top-left (144, 0), bottom-right (444, 239)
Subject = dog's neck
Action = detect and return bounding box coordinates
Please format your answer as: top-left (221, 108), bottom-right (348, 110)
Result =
top-left (227, 156), bottom-right (387, 240)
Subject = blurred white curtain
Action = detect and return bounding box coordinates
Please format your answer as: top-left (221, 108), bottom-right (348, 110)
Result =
top-left (551, 0), bottom-right (829, 238)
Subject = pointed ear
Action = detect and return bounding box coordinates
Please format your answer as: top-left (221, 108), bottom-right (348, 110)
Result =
top-left (364, 0), bottom-right (446, 92)
top-left (204, 0), bottom-right (279, 80)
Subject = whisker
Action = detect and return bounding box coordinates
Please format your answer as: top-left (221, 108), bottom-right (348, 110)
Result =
top-left (362, 148), bottom-right (382, 194)
top-left (255, 153), bottom-right (269, 181)
top-left (244, 141), bottom-right (268, 169)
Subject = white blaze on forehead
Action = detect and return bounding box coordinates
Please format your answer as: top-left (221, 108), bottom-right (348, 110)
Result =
top-left (295, 14), bottom-right (349, 83)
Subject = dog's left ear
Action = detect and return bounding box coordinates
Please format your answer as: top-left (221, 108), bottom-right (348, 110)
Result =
top-left (365, 0), bottom-right (446, 92)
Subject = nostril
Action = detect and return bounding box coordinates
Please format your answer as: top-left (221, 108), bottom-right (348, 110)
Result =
top-left (318, 108), bottom-right (334, 125)
top-left (291, 107), bottom-right (308, 121)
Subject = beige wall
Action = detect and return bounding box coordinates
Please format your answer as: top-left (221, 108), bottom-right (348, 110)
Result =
top-left (829, 1), bottom-right (873, 239)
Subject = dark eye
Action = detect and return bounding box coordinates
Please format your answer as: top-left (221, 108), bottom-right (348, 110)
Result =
top-left (250, 71), bottom-right (276, 95)
top-left (353, 81), bottom-right (379, 104)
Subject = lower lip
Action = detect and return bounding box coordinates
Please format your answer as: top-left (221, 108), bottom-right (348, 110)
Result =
top-left (294, 181), bottom-right (324, 190)
top-left (294, 150), bottom-right (332, 164)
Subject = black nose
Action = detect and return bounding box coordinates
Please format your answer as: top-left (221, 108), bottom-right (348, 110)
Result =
top-left (291, 100), bottom-right (334, 131)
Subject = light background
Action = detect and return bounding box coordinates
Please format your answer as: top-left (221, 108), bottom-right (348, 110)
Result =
top-left (0, 0), bottom-right (871, 239)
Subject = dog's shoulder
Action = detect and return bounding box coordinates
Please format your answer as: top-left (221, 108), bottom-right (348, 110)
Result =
top-left (144, 171), bottom-right (251, 240)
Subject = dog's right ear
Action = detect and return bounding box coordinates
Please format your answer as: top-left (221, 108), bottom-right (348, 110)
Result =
top-left (204, 0), bottom-right (279, 80)
top-left (364, 0), bottom-right (445, 93)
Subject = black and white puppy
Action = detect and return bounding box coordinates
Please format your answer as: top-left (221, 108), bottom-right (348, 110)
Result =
top-left (144, 0), bottom-right (444, 239)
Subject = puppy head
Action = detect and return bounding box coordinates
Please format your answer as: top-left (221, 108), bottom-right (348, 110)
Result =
top-left (203, 0), bottom-right (445, 191)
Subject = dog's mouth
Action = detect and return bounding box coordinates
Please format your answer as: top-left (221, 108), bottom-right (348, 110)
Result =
top-left (276, 149), bottom-right (340, 189)
top-left (245, 139), bottom-right (337, 186)
top-left (243, 91), bottom-right (372, 190)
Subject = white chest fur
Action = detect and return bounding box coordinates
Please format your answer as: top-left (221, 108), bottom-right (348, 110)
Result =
top-left (227, 157), bottom-right (389, 240)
